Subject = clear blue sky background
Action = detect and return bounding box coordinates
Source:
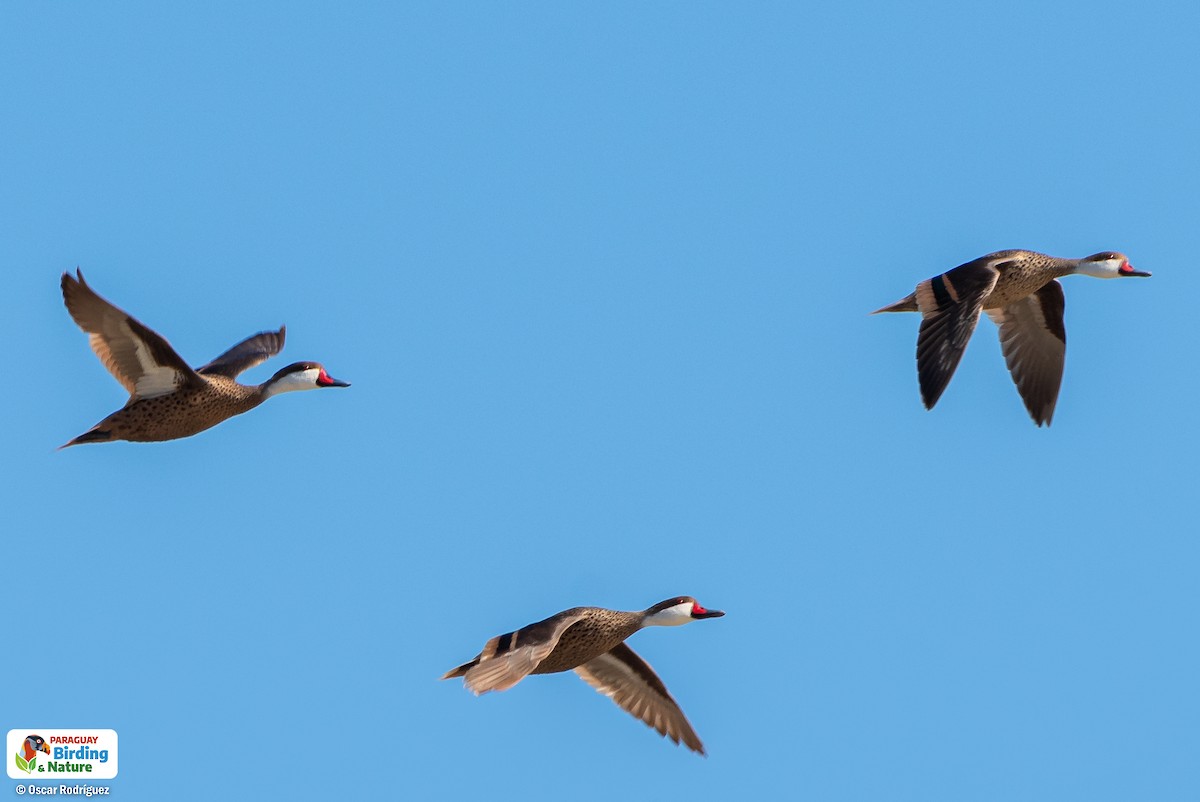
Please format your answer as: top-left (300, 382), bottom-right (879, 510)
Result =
top-left (3, 2), bottom-right (1197, 800)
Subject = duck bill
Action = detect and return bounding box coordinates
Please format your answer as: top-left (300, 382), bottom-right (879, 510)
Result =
top-left (692, 608), bottom-right (725, 619)
top-left (318, 376), bottom-right (351, 388)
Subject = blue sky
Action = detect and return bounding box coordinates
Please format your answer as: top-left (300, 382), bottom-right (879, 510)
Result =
top-left (3, 2), bottom-right (1198, 799)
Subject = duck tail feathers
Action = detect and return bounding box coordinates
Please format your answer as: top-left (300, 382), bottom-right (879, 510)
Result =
top-left (59, 429), bottom-right (113, 449)
top-left (871, 293), bottom-right (918, 314)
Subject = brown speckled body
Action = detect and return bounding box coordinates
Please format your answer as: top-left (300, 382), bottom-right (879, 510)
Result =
top-left (880, 250), bottom-right (1079, 313)
top-left (85, 375), bottom-right (267, 442)
top-left (529, 608), bottom-right (643, 674)
top-left (978, 250), bottom-right (1076, 309)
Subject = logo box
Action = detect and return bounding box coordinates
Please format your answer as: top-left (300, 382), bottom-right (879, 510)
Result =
top-left (7, 729), bottom-right (118, 779)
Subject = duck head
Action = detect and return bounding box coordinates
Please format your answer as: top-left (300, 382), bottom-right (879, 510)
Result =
top-left (1075, 252), bottom-right (1150, 278)
top-left (643, 596), bottom-right (725, 627)
top-left (262, 361), bottom-right (351, 397)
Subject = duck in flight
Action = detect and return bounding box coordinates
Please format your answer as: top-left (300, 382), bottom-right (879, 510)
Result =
top-left (443, 596), bottom-right (724, 755)
top-left (60, 270), bottom-right (349, 446)
top-left (873, 250), bottom-right (1149, 425)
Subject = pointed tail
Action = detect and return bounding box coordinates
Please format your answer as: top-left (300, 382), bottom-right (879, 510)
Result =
top-left (871, 293), bottom-right (918, 314)
top-left (59, 429), bottom-right (113, 449)
top-left (441, 659), bottom-right (478, 681)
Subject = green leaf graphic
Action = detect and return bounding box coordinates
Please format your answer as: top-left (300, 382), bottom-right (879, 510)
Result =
top-left (14, 751), bottom-right (28, 772)
top-left (29, 756), bottom-right (36, 772)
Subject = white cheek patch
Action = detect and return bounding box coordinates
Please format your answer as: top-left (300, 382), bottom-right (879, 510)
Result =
top-left (1077, 259), bottom-right (1123, 279)
top-left (267, 368), bottom-right (322, 397)
top-left (647, 602), bottom-right (695, 627)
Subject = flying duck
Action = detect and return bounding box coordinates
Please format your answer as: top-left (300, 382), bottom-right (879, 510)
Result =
top-left (443, 596), bottom-right (724, 755)
top-left (60, 269), bottom-right (349, 446)
top-left (873, 250), bottom-right (1149, 425)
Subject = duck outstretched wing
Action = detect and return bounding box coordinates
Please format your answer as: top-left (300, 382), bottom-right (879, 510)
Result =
top-left (575, 642), bottom-right (706, 755)
top-left (62, 270), bottom-right (202, 399)
top-left (197, 327), bottom-right (287, 378)
top-left (985, 280), bottom-right (1066, 427)
top-left (442, 609), bottom-right (589, 695)
top-left (914, 257), bottom-right (1004, 409)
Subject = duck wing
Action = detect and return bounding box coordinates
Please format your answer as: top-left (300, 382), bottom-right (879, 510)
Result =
top-left (985, 280), bottom-right (1066, 427)
top-left (575, 642), bottom-right (705, 755)
top-left (197, 326), bottom-right (287, 378)
top-left (442, 609), bottom-right (589, 694)
top-left (61, 270), bottom-right (203, 399)
top-left (914, 257), bottom-right (1004, 409)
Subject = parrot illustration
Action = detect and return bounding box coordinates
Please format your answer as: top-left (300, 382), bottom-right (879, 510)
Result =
top-left (15, 734), bottom-right (49, 772)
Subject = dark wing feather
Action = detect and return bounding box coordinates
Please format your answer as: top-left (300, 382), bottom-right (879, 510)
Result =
top-left (913, 258), bottom-right (1003, 409)
top-left (197, 326), bottom-right (287, 378)
top-left (985, 280), bottom-right (1066, 426)
top-left (442, 610), bottom-right (588, 695)
top-left (61, 270), bottom-right (203, 399)
top-left (575, 642), bottom-right (706, 755)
